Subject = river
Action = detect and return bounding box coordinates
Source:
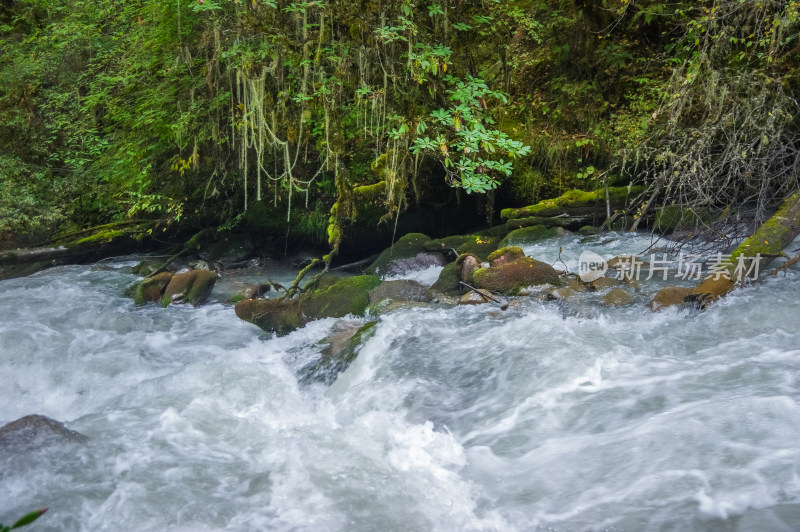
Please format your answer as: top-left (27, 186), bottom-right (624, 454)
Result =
top-left (2, 232), bottom-right (800, 531)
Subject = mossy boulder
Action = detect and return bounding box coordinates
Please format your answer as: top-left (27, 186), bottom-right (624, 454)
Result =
top-left (365, 233), bottom-right (444, 276)
top-left (132, 271), bottom-right (174, 305)
top-left (480, 224), bottom-right (513, 239)
top-left (472, 257), bottom-right (560, 295)
top-left (499, 225), bottom-right (565, 248)
top-left (455, 234), bottom-right (499, 260)
top-left (487, 246), bottom-right (525, 267)
top-left (161, 270), bottom-right (218, 307)
top-left (236, 275), bottom-right (381, 335)
top-left (235, 298), bottom-right (307, 336)
top-left (430, 262), bottom-right (461, 295)
top-left (301, 275), bottom-right (382, 318)
top-left (578, 225), bottom-right (599, 236)
top-left (423, 235), bottom-right (473, 257)
top-left (131, 259), bottom-right (165, 277)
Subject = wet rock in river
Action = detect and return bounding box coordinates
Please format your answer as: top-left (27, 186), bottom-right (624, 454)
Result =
top-left (602, 287), bottom-right (635, 306)
top-left (472, 257), bottom-right (560, 295)
top-left (649, 286), bottom-right (692, 311)
top-left (365, 233), bottom-right (446, 277)
top-left (458, 289), bottom-right (495, 305)
top-left (300, 321), bottom-right (378, 385)
top-left (0, 415), bottom-right (87, 454)
top-left (430, 262), bottom-right (460, 295)
top-left (368, 280), bottom-right (430, 304)
top-left (131, 271), bottom-right (173, 305)
top-left (236, 275), bottom-right (381, 336)
top-left (161, 269), bottom-right (218, 307)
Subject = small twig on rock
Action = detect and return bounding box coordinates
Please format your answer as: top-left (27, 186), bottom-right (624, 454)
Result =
top-left (459, 281), bottom-right (509, 310)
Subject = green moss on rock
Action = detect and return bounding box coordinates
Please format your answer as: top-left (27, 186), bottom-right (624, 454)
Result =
top-left (235, 298), bottom-right (307, 336)
top-left (487, 246), bottom-right (525, 266)
top-left (365, 233), bottom-right (431, 276)
top-left (300, 275), bottom-right (382, 319)
top-left (430, 262), bottom-right (460, 295)
top-left (455, 234), bottom-right (499, 260)
top-left (132, 271), bottom-right (173, 305)
top-left (472, 257), bottom-right (560, 295)
top-left (161, 270), bottom-right (217, 307)
top-left (423, 235), bottom-right (473, 253)
top-left (499, 225), bottom-right (563, 248)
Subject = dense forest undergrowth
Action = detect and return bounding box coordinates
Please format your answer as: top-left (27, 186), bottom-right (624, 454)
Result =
top-left (1, 0), bottom-right (799, 259)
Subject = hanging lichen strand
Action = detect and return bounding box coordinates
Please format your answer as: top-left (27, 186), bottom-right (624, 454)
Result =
top-left (231, 3), bottom-right (328, 221)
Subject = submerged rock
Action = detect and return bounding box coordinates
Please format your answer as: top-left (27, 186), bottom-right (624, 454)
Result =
top-left (236, 275), bottom-right (381, 335)
top-left (603, 287), bottom-right (635, 306)
top-left (368, 280), bottom-right (430, 304)
top-left (0, 415), bottom-right (88, 454)
top-left (458, 289), bottom-right (494, 305)
top-left (547, 287), bottom-right (576, 301)
top-left (131, 259), bottom-right (165, 277)
top-left (300, 321), bottom-right (378, 384)
top-left (649, 286), bottom-right (692, 311)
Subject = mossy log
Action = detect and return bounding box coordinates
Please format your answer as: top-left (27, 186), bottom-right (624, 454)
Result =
top-left (500, 187), bottom-right (644, 224)
top-left (0, 221), bottom-right (156, 280)
top-left (690, 191), bottom-right (800, 306)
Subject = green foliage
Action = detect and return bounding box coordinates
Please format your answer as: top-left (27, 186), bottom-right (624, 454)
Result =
top-left (0, 0), bottom-right (797, 248)
top-left (0, 508), bottom-right (47, 531)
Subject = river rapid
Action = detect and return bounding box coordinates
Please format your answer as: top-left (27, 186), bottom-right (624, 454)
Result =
top-left (2, 232), bottom-right (800, 531)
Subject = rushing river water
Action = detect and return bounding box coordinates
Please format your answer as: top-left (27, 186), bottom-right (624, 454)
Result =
top-left (2, 233), bottom-right (800, 531)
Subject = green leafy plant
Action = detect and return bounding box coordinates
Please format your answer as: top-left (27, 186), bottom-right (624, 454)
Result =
top-left (0, 508), bottom-right (47, 531)
top-left (411, 76), bottom-right (530, 193)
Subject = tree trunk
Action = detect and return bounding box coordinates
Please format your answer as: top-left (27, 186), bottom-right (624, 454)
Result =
top-left (690, 191), bottom-right (800, 306)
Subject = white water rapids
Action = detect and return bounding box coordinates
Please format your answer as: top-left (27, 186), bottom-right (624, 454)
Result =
top-left (2, 233), bottom-right (800, 531)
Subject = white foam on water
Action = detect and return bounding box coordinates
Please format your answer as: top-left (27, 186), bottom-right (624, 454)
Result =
top-left (2, 237), bottom-right (800, 530)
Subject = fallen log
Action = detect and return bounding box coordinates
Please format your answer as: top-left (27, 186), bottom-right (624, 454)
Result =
top-left (689, 190), bottom-right (800, 307)
top-left (0, 220), bottom-right (157, 280)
